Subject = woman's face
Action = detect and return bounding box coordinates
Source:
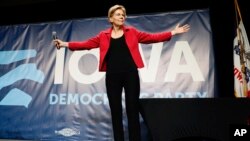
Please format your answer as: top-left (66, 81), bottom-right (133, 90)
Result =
top-left (110, 9), bottom-right (125, 26)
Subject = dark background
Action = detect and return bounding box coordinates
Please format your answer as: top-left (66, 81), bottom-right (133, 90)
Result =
top-left (0, 0), bottom-right (249, 97)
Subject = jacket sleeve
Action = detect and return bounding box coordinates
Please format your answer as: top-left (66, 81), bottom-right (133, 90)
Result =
top-left (68, 34), bottom-right (100, 51)
top-left (133, 27), bottom-right (173, 44)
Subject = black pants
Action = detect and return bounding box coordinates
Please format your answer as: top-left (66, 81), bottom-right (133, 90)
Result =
top-left (106, 71), bottom-right (141, 141)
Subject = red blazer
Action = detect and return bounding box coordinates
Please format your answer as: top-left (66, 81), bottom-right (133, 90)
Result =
top-left (69, 26), bottom-right (172, 72)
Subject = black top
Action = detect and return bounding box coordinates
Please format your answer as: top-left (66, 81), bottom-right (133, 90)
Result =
top-left (105, 34), bottom-right (137, 73)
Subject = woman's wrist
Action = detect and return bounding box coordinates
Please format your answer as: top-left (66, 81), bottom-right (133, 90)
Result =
top-left (171, 30), bottom-right (176, 36)
top-left (62, 42), bottom-right (69, 47)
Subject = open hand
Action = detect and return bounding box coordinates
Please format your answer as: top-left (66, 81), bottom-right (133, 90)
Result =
top-left (171, 24), bottom-right (190, 35)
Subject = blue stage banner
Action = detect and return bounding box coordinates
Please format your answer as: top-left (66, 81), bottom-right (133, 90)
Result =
top-left (0, 9), bottom-right (215, 140)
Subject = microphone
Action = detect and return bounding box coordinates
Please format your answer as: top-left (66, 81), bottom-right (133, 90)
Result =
top-left (52, 31), bottom-right (60, 49)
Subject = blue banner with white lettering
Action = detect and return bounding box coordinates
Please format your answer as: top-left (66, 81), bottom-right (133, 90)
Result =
top-left (0, 9), bottom-right (215, 140)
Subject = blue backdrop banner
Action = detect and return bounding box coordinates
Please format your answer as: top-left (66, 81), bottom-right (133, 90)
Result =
top-left (0, 9), bottom-right (215, 140)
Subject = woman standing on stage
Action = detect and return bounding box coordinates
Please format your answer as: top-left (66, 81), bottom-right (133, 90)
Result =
top-left (54, 4), bottom-right (190, 141)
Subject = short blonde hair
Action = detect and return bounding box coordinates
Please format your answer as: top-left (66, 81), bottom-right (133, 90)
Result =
top-left (108, 4), bottom-right (126, 19)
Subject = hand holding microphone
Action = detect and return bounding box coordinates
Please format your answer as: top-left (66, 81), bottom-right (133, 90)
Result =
top-left (52, 31), bottom-right (69, 49)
